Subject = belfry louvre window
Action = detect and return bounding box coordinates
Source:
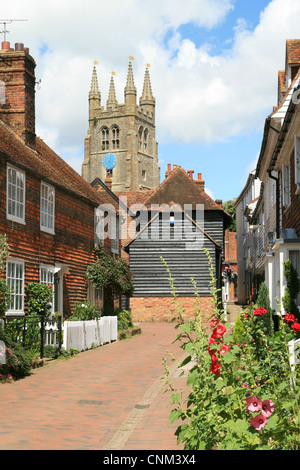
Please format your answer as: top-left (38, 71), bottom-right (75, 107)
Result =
top-left (112, 125), bottom-right (120, 149)
top-left (102, 127), bottom-right (109, 150)
top-left (40, 182), bottom-right (55, 234)
top-left (6, 164), bottom-right (25, 224)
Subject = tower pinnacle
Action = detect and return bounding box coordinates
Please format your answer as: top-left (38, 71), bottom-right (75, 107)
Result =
top-left (106, 73), bottom-right (118, 109)
top-left (140, 66), bottom-right (155, 104)
top-left (124, 60), bottom-right (137, 107)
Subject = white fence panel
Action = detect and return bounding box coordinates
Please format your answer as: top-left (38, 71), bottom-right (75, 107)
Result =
top-left (288, 338), bottom-right (300, 386)
top-left (44, 322), bottom-right (59, 347)
top-left (63, 317), bottom-right (118, 352)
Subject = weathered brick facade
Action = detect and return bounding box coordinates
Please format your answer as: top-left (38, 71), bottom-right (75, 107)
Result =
top-left (130, 296), bottom-right (214, 323)
top-left (0, 41), bottom-right (121, 317)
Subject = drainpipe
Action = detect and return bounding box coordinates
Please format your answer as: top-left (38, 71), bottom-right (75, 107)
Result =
top-left (267, 170), bottom-right (280, 239)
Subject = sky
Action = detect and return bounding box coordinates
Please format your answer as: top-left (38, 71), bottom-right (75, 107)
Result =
top-left (1, 0), bottom-right (300, 202)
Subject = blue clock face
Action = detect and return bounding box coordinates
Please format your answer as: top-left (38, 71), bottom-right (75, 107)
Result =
top-left (102, 153), bottom-right (117, 170)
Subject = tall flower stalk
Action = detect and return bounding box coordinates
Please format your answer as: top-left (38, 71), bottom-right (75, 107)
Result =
top-left (163, 249), bottom-right (300, 450)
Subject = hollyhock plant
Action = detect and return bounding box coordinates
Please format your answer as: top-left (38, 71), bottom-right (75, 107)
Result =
top-left (220, 344), bottom-right (230, 356)
top-left (212, 323), bottom-right (227, 338)
top-left (261, 400), bottom-right (274, 418)
top-left (210, 317), bottom-right (218, 329)
top-left (246, 396), bottom-right (262, 413)
top-left (250, 413), bottom-right (268, 431)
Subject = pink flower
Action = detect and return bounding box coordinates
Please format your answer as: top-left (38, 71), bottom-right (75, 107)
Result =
top-left (250, 413), bottom-right (268, 431)
top-left (246, 396), bottom-right (262, 413)
top-left (253, 307), bottom-right (267, 317)
top-left (210, 353), bottom-right (219, 364)
top-left (220, 344), bottom-right (230, 356)
top-left (261, 400), bottom-right (274, 417)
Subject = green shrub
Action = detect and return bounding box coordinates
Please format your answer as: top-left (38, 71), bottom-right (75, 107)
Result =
top-left (70, 301), bottom-right (100, 321)
top-left (0, 329), bottom-right (35, 381)
top-left (233, 314), bottom-right (245, 342)
top-left (256, 282), bottom-right (274, 336)
top-left (116, 309), bottom-right (133, 331)
top-left (282, 259), bottom-right (300, 320)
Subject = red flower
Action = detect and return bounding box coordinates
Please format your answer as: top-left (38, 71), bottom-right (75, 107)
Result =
top-left (210, 362), bottom-right (221, 376)
top-left (48, 284), bottom-right (53, 289)
top-left (210, 317), bottom-right (218, 329)
top-left (220, 344), bottom-right (230, 356)
top-left (291, 322), bottom-right (300, 333)
top-left (253, 307), bottom-right (267, 317)
top-left (212, 323), bottom-right (227, 338)
top-left (284, 314), bottom-right (296, 325)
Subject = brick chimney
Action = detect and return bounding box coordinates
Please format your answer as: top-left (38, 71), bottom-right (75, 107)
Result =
top-left (0, 42), bottom-right (36, 149)
top-left (194, 173), bottom-right (205, 190)
top-left (165, 163), bottom-right (172, 178)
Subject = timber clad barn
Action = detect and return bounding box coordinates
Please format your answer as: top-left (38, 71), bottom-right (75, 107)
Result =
top-left (122, 166), bottom-right (231, 322)
top-left (0, 41), bottom-right (119, 317)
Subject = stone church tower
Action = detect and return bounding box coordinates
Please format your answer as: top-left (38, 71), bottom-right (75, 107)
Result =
top-left (82, 60), bottom-right (160, 192)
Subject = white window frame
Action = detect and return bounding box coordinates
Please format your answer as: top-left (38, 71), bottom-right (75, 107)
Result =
top-left (294, 135), bottom-right (300, 195)
top-left (6, 164), bottom-right (26, 224)
top-left (94, 207), bottom-right (104, 246)
top-left (40, 182), bottom-right (55, 234)
top-left (40, 264), bottom-right (55, 315)
top-left (6, 259), bottom-right (25, 316)
top-left (282, 164), bottom-right (291, 208)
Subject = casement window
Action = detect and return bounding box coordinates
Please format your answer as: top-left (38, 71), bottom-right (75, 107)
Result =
top-left (40, 182), bottom-right (55, 234)
top-left (294, 135), bottom-right (300, 194)
top-left (282, 164), bottom-right (291, 207)
top-left (6, 259), bottom-right (25, 315)
top-left (111, 219), bottom-right (119, 254)
top-left (6, 164), bottom-right (25, 224)
top-left (94, 207), bottom-right (104, 246)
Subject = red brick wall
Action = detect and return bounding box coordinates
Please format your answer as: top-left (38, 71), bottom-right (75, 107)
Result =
top-left (0, 46), bottom-right (36, 149)
top-left (130, 296), bottom-right (214, 322)
top-left (282, 150), bottom-right (300, 236)
top-left (0, 156), bottom-right (97, 315)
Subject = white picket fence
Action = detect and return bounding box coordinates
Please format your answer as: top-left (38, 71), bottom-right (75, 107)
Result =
top-left (62, 316), bottom-right (118, 352)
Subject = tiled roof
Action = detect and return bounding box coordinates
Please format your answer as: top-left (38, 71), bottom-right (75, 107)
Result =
top-left (0, 119), bottom-right (115, 207)
top-left (141, 165), bottom-right (225, 211)
top-left (286, 39), bottom-right (300, 65)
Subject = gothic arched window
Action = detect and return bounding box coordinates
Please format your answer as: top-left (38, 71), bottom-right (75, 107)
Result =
top-left (138, 126), bottom-right (143, 150)
top-left (111, 125), bottom-right (120, 149)
top-left (101, 126), bottom-right (109, 150)
top-left (144, 128), bottom-right (148, 152)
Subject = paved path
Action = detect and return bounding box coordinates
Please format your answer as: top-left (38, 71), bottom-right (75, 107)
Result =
top-left (0, 323), bottom-right (191, 451)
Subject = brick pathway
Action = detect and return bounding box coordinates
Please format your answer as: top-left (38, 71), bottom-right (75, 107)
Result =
top-left (0, 322), bottom-right (191, 450)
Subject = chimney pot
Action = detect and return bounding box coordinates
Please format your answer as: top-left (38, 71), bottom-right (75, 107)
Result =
top-left (198, 173), bottom-right (202, 180)
top-left (167, 163), bottom-right (171, 171)
top-left (15, 43), bottom-right (24, 51)
top-left (187, 170), bottom-right (194, 179)
top-left (1, 41), bottom-right (10, 50)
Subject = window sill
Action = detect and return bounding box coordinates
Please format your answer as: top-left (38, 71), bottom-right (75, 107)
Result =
top-left (40, 226), bottom-right (55, 236)
top-left (7, 215), bottom-right (26, 225)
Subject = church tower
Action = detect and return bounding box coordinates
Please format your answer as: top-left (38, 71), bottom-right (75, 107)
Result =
top-left (82, 60), bottom-right (160, 192)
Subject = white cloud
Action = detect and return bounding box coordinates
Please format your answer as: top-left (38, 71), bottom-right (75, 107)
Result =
top-left (1, 0), bottom-right (300, 174)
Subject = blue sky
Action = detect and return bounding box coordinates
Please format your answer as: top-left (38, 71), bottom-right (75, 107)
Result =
top-left (2, 0), bottom-right (299, 203)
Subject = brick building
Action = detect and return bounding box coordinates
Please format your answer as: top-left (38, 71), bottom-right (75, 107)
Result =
top-left (0, 41), bottom-right (121, 317)
top-left (236, 39), bottom-right (300, 312)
